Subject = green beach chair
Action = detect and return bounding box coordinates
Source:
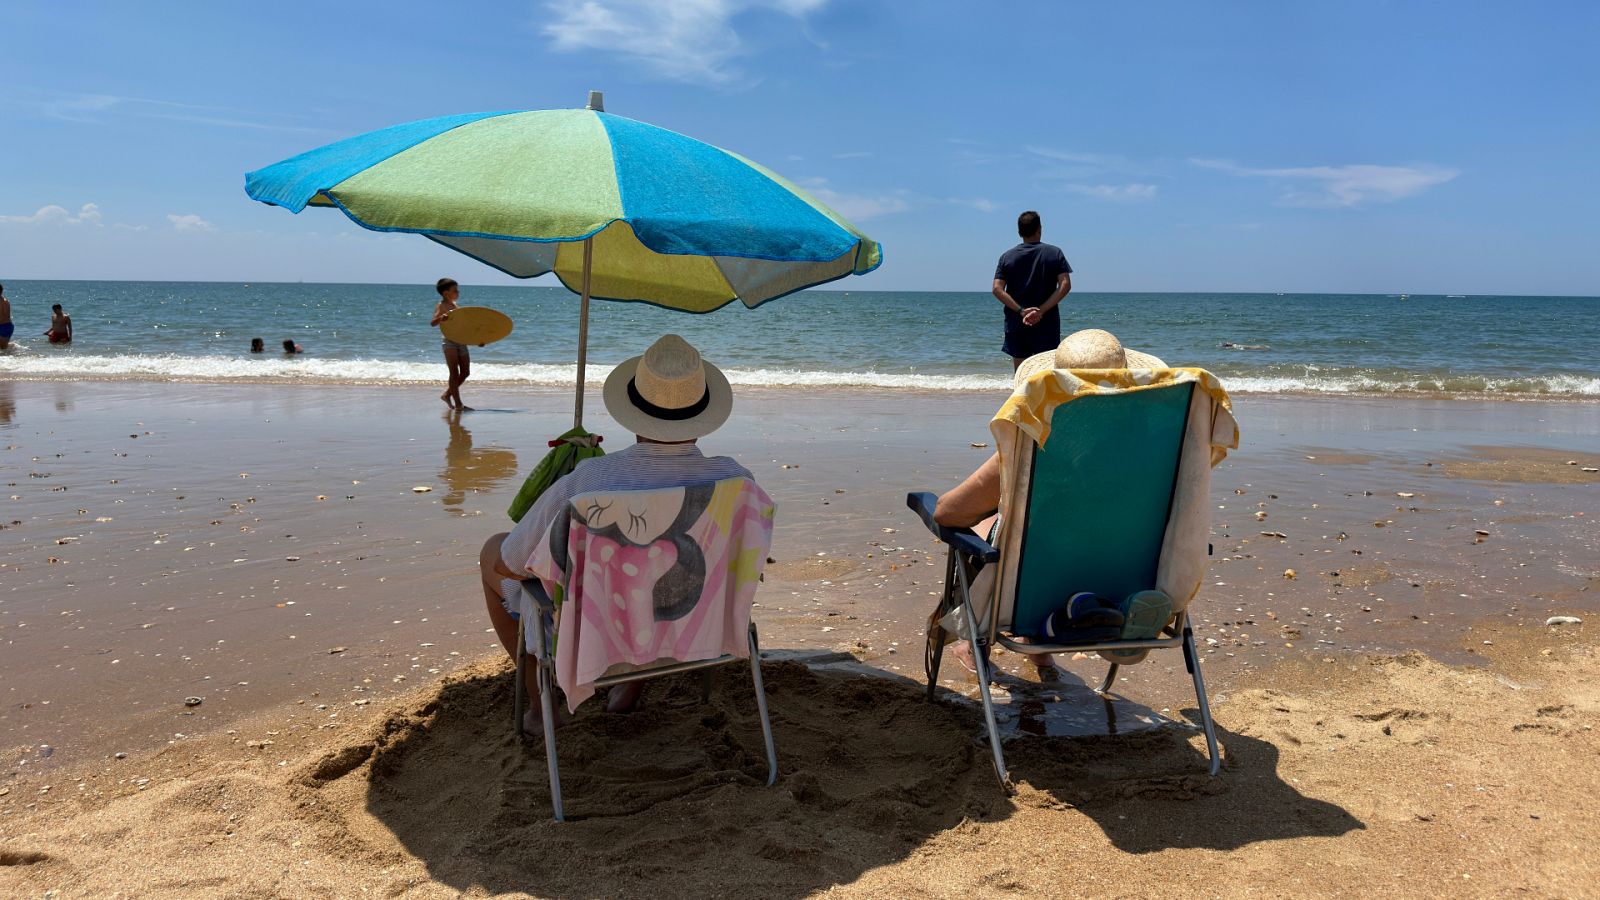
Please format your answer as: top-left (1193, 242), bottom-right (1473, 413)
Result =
top-left (908, 373), bottom-right (1236, 788)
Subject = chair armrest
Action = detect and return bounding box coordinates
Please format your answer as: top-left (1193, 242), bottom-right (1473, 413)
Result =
top-left (905, 492), bottom-right (1000, 563)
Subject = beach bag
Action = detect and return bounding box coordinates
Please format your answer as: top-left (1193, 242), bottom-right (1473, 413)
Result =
top-left (506, 427), bottom-right (604, 522)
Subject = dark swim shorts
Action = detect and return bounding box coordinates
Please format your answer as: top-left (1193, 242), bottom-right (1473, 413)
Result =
top-left (0, 323), bottom-right (13, 339)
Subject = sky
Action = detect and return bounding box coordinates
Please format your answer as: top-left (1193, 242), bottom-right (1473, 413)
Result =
top-left (2, 1), bottom-right (1598, 295)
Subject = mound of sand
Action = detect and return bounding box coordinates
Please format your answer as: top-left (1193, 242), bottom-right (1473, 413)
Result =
top-left (2, 629), bottom-right (1596, 898)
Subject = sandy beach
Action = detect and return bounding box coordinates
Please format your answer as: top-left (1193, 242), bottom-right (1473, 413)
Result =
top-left (2, 379), bottom-right (1598, 897)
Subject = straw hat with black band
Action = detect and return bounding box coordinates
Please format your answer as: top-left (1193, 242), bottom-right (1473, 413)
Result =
top-left (1014, 328), bottom-right (1167, 384)
top-left (603, 334), bottom-right (733, 442)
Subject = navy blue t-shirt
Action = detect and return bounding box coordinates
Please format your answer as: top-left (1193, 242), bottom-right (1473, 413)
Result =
top-left (995, 241), bottom-right (1072, 357)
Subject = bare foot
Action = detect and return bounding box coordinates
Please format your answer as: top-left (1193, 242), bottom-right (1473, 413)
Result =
top-left (457, 404), bottom-right (475, 412)
top-left (440, 392), bottom-right (454, 406)
top-left (522, 704), bottom-right (565, 734)
top-left (605, 681), bottom-right (643, 713)
top-left (952, 640), bottom-right (979, 674)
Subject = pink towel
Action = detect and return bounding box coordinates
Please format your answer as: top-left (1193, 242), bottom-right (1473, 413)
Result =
top-left (525, 477), bottom-right (775, 711)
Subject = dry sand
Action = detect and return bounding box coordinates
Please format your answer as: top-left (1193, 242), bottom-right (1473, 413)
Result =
top-left (3, 381), bottom-right (1599, 896)
top-left (0, 626), bottom-right (1595, 897)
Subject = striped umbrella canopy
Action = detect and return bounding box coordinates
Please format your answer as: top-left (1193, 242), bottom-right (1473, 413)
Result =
top-left (245, 94), bottom-right (882, 425)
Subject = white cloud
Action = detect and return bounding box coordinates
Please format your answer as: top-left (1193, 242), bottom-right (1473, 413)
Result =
top-left (795, 178), bottom-right (909, 221)
top-left (1060, 184), bottom-right (1159, 202)
top-left (1192, 158), bottom-right (1460, 207)
top-left (1024, 146), bottom-right (1124, 167)
top-left (542, 0), bottom-right (828, 85)
top-left (3, 88), bottom-right (322, 133)
top-left (947, 197), bottom-right (1000, 213)
top-left (167, 213), bottom-right (215, 232)
top-left (832, 151), bottom-right (872, 160)
top-left (0, 203), bottom-right (104, 226)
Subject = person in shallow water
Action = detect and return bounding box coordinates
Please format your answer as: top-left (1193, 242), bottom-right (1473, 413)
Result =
top-left (282, 339), bottom-right (302, 354)
top-left (992, 210), bottom-right (1073, 370)
top-left (429, 277), bottom-right (472, 411)
top-left (0, 283), bottom-right (13, 349)
top-left (44, 303), bottom-right (73, 344)
top-left (250, 338), bottom-right (265, 353)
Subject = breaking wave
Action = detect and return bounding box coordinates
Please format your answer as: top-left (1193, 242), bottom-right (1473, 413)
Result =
top-left (4, 353), bottom-right (1597, 396)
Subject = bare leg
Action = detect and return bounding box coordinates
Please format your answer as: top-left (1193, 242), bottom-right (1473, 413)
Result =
top-left (606, 682), bottom-right (643, 713)
top-left (442, 345), bottom-right (464, 408)
top-left (455, 351), bottom-right (473, 411)
top-left (479, 533), bottom-right (543, 713)
top-left (1011, 356), bottom-right (1025, 371)
top-left (952, 641), bottom-right (1055, 673)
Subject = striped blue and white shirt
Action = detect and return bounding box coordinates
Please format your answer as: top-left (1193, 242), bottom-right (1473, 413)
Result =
top-left (500, 441), bottom-right (752, 577)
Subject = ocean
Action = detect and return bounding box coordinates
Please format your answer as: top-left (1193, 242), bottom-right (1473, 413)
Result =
top-left (2, 280), bottom-right (1596, 396)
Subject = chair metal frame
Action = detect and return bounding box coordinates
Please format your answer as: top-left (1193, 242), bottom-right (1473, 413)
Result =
top-left (920, 543), bottom-right (1220, 788)
top-left (513, 579), bottom-right (778, 822)
top-left (908, 383), bottom-right (1222, 789)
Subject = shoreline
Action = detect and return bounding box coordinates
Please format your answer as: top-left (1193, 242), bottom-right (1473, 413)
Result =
top-left (5, 370), bottom-right (1600, 402)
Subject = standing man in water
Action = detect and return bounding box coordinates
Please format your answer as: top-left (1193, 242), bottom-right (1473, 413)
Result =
top-left (0, 284), bottom-right (13, 349)
top-left (992, 210), bottom-right (1073, 370)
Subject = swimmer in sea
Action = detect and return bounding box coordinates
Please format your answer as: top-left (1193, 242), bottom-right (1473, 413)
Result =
top-left (430, 277), bottom-right (472, 411)
top-left (250, 337), bottom-right (265, 353)
top-left (0, 284), bottom-right (12, 349)
top-left (44, 303), bottom-right (72, 344)
top-left (282, 339), bottom-right (302, 354)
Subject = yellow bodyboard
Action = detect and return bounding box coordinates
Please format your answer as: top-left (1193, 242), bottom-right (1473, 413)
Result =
top-left (440, 306), bottom-right (513, 346)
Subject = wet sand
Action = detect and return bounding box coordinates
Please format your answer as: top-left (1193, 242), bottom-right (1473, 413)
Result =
top-left (2, 381), bottom-right (1598, 896)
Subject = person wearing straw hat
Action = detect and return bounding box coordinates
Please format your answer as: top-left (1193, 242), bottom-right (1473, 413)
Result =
top-left (933, 329), bottom-right (1166, 674)
top-left (478, 334), bottom-right (751, 719)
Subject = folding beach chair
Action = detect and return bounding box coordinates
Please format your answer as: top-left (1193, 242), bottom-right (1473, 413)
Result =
top-left (908, 370), bottom-right (1238, 789)
top-left (509, 477), bottom-right (778, 822)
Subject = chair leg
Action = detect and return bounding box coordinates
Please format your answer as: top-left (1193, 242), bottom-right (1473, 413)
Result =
top-left (748, 624), bottom-right (778, 786)
top-left (513, 618), bottom-right (527, 738)
top-left (1096, 662), bottom-right (1119, 695)
top-left (1182, 624), bottom-right (1222, 776)
top-left (960, 596), bottom-right (1010, 790)
top-left (533, 612), bottom-right (565, 821)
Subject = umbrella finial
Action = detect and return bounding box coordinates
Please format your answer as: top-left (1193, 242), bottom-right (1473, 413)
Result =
top-left (586, 90), bottom-right (605, 112)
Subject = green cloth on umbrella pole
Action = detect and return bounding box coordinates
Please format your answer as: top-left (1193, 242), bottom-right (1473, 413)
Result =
top-left (507, 427), bottom-right (605, 523)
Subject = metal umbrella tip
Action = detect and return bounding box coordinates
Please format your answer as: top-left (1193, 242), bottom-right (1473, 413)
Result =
top-left (587, 90), bottom-right (605, 111)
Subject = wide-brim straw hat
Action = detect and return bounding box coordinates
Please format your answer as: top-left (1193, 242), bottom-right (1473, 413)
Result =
top-left (603, 334), bottom-right (733, 442)
top-left (1014, 328), bottom-right (1167, 384)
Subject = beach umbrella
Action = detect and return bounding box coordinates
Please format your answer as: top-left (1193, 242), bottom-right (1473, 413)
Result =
top-left (244, 91), bottom-right (882, 428)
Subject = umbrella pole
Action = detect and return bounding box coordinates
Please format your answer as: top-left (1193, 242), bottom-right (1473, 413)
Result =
top-left (574, 236), bottom-right (593, 429)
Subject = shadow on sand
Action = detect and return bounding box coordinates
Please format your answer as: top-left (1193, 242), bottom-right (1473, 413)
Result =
top-left (350, 658), bottom-right (1361, 896)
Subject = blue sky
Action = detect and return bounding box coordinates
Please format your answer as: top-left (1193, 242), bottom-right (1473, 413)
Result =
top-left (2, 1), bottom-right (1597, 294)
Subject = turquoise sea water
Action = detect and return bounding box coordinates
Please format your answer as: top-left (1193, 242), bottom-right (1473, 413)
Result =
top-left (2, 280), bottom-right (1596, 395)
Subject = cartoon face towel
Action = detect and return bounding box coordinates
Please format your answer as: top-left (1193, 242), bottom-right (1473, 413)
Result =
top-left (523, 476), bottom-right (776, 712)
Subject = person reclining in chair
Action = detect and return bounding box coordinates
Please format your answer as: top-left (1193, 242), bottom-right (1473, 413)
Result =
top-left (933, 328), bottom-right (1166, 674)
top-left (479, 334), bottom-right (751, 723)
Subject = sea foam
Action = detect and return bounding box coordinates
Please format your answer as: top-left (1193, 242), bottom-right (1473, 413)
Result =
top-left (5, 353), bottom-right (1597, 396)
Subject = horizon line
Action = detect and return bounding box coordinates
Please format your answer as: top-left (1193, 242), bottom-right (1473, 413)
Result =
top-left (3, 276), bottom-right (1598, 299)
